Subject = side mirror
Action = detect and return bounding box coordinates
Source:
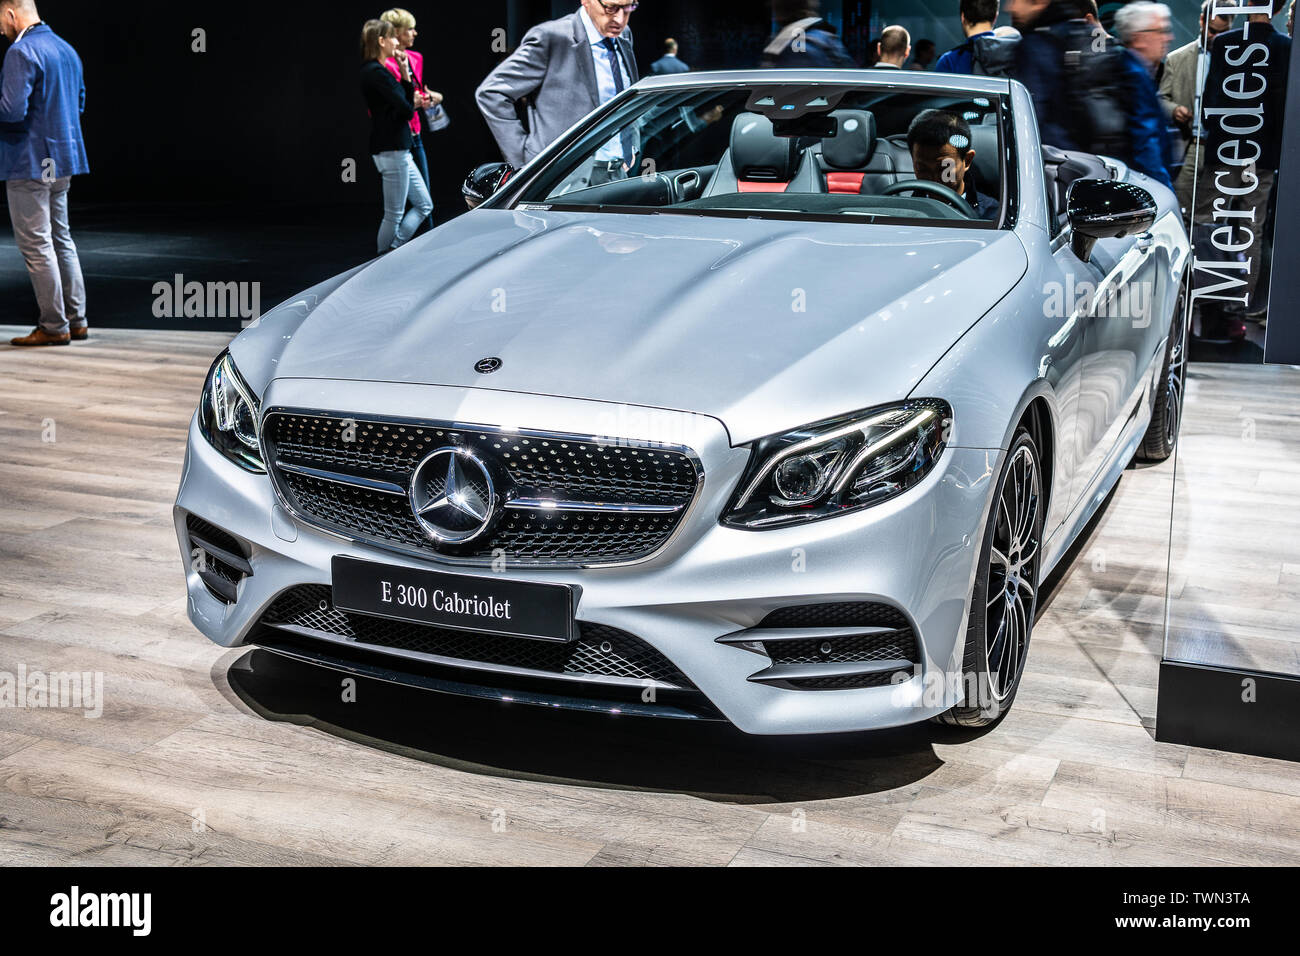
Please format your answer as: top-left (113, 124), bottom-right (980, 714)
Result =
top-left (1066, 179), bottom-right (1157, 263)
top-left (463, 162), bottom-right (517, 210)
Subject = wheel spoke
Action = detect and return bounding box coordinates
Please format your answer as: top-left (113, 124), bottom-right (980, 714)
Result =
top-left (1002, 598), bottom-right (1024, 693)
top-left (1012, 455), bottom-right (1025, 540)
top-left (1016, 459), bottom-right (1031, 542)
top-left (987, 605), bottom-right (1009, 670)
top-left (1016, 596), bottom-right (1030, 665)
top-left (998, 600), bottom-right (1018, 693)
top-left (998, 496), bottom-right (1014, 552)
top-left (1165, 374), bottom-right (1183, 444)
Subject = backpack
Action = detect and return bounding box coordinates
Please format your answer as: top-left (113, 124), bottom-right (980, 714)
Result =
top-left (971, 34), bottom-right (1020, 78)
top-left (1050, 20), bottom-right (1130, 159)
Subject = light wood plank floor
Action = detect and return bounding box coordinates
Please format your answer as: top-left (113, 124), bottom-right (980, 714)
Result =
top-left (1, 325), bottom-right (1298, 867)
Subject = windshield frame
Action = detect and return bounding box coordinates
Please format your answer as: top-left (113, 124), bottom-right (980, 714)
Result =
top-left (493, 79), bottom-right (1020, 231)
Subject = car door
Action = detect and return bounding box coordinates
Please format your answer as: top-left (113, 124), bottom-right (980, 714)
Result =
top-left (1036, 179), bottom-right (1092, 538)
top-left (1072, 221), bottom-right (1164, 501)
top-left (1045, 230), bottom-right (1096, 526)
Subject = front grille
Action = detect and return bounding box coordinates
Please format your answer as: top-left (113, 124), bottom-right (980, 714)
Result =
top-left (264, 413), bottom-right (701, 567)
top-left (257, 585), bottom-right (694, 689)
top-left (759, 601), bottom-right (920, 691)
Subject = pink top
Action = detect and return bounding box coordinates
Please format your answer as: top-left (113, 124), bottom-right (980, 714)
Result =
top-left (383, 49), bottom-right (426, 135)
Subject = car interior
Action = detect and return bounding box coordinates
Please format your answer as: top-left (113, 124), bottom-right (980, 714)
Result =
top-left (523, 90), bottom-right (1010, 225)
top-left (520, 87), bottom-right (1121, 231)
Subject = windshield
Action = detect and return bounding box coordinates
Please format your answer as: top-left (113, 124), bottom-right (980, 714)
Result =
top-left (513, 83), bottom-right (1011, 228)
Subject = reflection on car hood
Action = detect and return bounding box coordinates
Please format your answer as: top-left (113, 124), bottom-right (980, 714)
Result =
top-left (266, 209), bottom-right (1027, 445)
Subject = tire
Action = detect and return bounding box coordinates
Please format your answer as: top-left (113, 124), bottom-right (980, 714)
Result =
top-left (1139, 286), bottom-right (1187, 462)
top-left (934, 428), bottom-right (1044, 728)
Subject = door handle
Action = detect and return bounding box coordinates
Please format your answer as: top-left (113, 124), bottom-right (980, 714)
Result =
top-left (1135, 233), bottom-right (1155, 253)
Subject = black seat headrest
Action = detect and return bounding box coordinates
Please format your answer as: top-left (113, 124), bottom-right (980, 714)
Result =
top-left (729, 112), bottom-right (799, 182)
top-left (823, 110), bottom-right (878, 170)
top-left (968, 122), bottom-right (1001, 193)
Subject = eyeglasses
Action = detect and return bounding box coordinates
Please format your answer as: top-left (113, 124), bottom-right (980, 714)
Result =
top-left (595, 1), bottom-right (639, 15)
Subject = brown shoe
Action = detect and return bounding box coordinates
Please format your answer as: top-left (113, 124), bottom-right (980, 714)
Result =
top-left (10, 327), bottom-right (71, 347)
top-left (70, 326), bottom-right (89, 341)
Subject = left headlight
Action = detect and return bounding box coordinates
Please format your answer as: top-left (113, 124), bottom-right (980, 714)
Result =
top-left (722, 399), bottom-right (952, 529)
top-left (198, 351), bottom-right (264, 473)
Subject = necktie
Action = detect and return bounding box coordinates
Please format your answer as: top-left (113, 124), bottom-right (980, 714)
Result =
top-left (602, 37), bottom-right (625, 94)
top-left (602, 38), bottom-right (636, 168)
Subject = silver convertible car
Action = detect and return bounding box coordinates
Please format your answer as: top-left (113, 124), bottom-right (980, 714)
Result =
top-left (175, 71), bottom-right (1188, 735)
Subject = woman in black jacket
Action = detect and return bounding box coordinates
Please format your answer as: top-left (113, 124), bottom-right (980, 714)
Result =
top-left (360, 19), bottom-right (433, 253)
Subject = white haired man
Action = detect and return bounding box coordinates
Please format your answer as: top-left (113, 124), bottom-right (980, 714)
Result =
top-left (1112, 2), bottom-right (1175, 189)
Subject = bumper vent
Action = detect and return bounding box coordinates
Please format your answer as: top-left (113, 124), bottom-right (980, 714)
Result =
top-left (721, 601), bottom-right (921, 691)
top-left (262, 413), bottom-right (701, 568)
top-left (255, 585), bottom-right (695, 690)
top-left (185, 514), bottom-right (252, 603)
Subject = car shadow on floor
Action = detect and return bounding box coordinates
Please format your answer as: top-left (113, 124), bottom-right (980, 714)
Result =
top-left (220, 647), bottom-right (982, 804)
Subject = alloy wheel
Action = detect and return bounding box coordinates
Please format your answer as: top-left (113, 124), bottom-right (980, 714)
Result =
top-left (984, 444), bottom-right (1041, 702)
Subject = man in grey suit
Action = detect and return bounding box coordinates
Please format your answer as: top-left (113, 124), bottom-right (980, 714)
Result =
top-left (476, 1), bottom-right (638, 176)
top-left (1158, 1), bottom-right (1234, 218)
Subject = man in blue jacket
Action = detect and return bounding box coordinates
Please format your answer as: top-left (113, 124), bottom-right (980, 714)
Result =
top-left (935, 0), bottom-right (1001, 74)
top-left (762, 0), bottom-right (856, 68)
top-left (1112, 2), bottom-right (1175, 190)
top-left (1, 0), bottom-right (90, 347)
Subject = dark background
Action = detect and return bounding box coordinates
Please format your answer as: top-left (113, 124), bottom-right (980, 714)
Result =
top-left (0, 0), bottom-right (1252, 339)
top-left (7, 0), bottom-right (785, 216)
top-left (0, 0), bottom-right (794, 328)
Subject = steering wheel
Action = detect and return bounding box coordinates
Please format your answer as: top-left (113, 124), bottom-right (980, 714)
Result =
top-left (882, 179), bottom-right (975, 218)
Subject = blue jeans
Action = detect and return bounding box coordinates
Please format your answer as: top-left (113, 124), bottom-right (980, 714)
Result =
top-left (409, 135), bottom-right (434, 231)
top-left (373, 149), bottom-right (433, 253)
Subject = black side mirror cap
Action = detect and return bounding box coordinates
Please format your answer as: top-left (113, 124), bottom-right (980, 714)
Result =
top-left (463, 162), bottom-right (517, 210)
top-left (1066, 179), bottom-right (1157, 263)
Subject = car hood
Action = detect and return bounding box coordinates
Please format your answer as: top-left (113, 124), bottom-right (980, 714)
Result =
top-left (264, 209), bottom-right (1027, 445)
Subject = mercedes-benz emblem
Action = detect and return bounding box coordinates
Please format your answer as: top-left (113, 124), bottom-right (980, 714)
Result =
top-left (475, 357), bottom-right (503, 374)
top-left (409, 447), bottom-right (497, 545)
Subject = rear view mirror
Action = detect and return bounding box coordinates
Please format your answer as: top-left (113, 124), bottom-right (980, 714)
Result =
top-left (1066, 179), bottom-right (1157, 263)
top-left (463, 162), bottom-right (517, 210)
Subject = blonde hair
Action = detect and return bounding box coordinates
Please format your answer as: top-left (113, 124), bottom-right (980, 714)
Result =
top-left (381, 8), bottom-right (416, 30)
top-left (360, 19), bottom-right (394, 61)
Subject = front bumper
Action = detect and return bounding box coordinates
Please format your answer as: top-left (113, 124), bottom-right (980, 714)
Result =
top-left (175, 379), bottom-right (998, 735)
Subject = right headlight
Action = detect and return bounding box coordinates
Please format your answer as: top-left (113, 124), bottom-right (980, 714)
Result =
top-left (721, 399), bottom-right (952, 529)
top-left (198, 351), bottom-right (264, 473)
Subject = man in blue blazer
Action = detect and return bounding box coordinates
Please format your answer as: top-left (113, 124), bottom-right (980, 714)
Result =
top-left (1, 0), bottom-right (90, 347)
top-left (650, 39), bottom-right (690, 75)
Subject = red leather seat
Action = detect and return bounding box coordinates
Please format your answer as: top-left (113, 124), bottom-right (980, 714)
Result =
top-left (820, 110), bottom-right (877, 194)
top-left (702, 113), bottom-right (817, 196)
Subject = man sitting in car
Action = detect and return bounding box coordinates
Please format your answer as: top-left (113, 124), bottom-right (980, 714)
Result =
top-left (906, 109), bottom-right (999, 221)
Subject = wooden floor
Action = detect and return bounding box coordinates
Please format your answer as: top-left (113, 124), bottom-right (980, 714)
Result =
top-left (1, 324), bottom-right (1298, 867)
